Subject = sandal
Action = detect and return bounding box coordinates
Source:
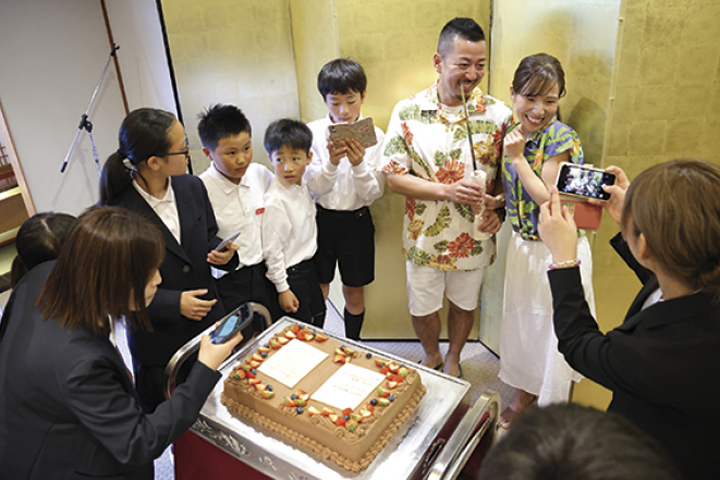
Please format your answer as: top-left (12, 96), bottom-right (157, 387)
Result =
top-left (418, 359), bottom-right (444, 371)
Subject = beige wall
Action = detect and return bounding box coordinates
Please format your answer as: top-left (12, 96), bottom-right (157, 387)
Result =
top-left (161, 0), bottom-right (300, 173)
top-left (581, 0), bottom-right (720, 409)
top-left (290, 0), bottom-right (339, 124)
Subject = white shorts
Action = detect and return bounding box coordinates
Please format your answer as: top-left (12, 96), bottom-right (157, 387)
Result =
top-left (406, 262), bottom-right (486, 316)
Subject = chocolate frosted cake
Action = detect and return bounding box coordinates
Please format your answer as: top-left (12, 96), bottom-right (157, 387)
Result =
top-left (221, 324), bottom-right (426, 472)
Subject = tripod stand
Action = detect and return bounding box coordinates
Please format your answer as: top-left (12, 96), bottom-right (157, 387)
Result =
top-left (60, 44), bottom-right (120, 174)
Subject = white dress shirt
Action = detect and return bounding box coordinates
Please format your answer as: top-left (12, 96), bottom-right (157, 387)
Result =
top-left (305, 114), bottom-right (385, 211)
top-left (199, 162), bottom-right (273, 273)
top-left (261, 177), bottom-right (317, 293)
top-left (132, 177), bottom-right (181, 244)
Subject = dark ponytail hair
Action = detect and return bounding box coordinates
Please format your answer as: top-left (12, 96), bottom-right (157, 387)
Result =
top-left (99, 108), bottom-right (176, 205)
top-left (10, 212), bottom-right (77, 287)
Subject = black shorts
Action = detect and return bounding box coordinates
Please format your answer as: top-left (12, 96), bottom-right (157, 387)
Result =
top-left (285, 258), bottom-right (326, 324)
top-left (314, 205), bottom-right (375, 287)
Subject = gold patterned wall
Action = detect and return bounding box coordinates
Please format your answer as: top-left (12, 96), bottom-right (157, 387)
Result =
top-left (580, 0), bottom-right (720, 409)
top-left (161, 0), bottom-right (300, 173)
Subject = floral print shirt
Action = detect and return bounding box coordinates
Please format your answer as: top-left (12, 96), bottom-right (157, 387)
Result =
top-left (502, 118), bottom-right (584, 241)
top-left (380, 81), bottom-right (511, 271)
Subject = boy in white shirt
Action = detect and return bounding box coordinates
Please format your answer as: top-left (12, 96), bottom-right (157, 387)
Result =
top-left (198, 104), bottom-right (280, 322)
top-left (262, 119), bottom-right (326, 327)
top-left (305, 59), bottom-right (385, 339)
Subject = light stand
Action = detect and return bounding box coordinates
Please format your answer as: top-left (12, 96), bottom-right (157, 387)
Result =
top-left (60, 44), bottom-right (120, 174)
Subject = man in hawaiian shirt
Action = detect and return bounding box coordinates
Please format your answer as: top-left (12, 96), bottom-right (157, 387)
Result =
top-left (380, 17), bottom-right (511, 378)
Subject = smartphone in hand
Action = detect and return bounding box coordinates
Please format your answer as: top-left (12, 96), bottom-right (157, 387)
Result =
top-left (328, 117), bottom-right (377, 148)
top-left (556, 162), bottom-right (616, 202)
top-left (214, 230), bottom-right (241, 252)
top-left (209, 303), bottom-right (254, 344)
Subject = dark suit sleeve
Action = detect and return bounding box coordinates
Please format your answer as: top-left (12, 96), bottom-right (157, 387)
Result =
top-left (199, 178), bottom-right (238, 272)
top-left (547, 267), bottom-right (647, 396)
top-left (146, 288), bottom-right (184, 326)
top-left (610, 233), bottom-right (654, 284)
top-left (64, 354), bottom-right (220, 466)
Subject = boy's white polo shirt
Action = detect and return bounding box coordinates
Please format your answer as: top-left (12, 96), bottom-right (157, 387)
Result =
top-left (199, 162), bottom-right (273, 271)
top-left (305, 114), bottom-right (385, 211)
top-left (261, 177), bottom-right (317, 293)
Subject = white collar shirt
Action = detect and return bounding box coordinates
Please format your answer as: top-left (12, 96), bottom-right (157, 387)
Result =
top-left (199, 163), bottom-right (273, 271)
top-left (261, 177), bottom-right (317, 292)
top-left (132, 177), bottom-right (181, 244)
top-left (305, 113), bottom-right (385, 211)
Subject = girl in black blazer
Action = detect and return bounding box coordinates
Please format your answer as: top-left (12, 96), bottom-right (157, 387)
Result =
top-left (100, 108), bottom-right (238, 411)
top-left (538, 159), bottom-right (720, 480)
top-left (0, 206), bottom-right (243, 480)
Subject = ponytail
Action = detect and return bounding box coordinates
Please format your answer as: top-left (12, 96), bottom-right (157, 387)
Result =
top-left (98, 108), bottom-right (177, 205)
top-left (99, 151), bottom-right (133, 205)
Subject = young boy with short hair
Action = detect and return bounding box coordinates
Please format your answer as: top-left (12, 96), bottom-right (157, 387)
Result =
top-left (262, 118), bottom-right (326, 327)
top-left (197, 104), bottom-right (278, 321)
top-left (305, 58), bottom-right (385, 340)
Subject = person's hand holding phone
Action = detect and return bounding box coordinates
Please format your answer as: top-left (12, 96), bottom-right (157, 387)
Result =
top-left (198, 329), bottom-right (244, 371)
top-left (207, 243), bottom-right (238, 265)
top-left (587, 165), bottom-right (630, 226)
top-left (327, 141), bottom-right (346, 166)
top-left (538, 187), bottom-right (579, 264)
top-left (344, 138), bottom-right (366, 166)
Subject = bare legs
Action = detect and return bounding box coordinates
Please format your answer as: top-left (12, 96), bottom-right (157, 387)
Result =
top-left (413, 301), bottom-right (474, 376)
top-left (342, 285), bottom-right (364, 315)
top-left (444, 302), bottom-right (473, 377)
top-left (500, 389), bottom-right (538, 430)
top-left (412, 311), bottom-right (443, 369)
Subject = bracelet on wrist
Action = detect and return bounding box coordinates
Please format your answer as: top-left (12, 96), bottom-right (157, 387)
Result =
top-left (548, 259), bottom-right (581, 270)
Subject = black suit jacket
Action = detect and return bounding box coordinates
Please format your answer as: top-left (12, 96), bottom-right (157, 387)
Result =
top-left (110, 175), bottom-right (236, 367)
top-left (548, 234), bottom-right (720, 480)
top-left (0, 261), bottom-right (220, 480)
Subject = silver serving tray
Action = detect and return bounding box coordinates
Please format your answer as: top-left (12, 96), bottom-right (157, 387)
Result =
top-left (188, 318), bottom-right (471, 479)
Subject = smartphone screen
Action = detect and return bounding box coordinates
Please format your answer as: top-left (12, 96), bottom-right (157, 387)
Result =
top-left (557, 164), bottom-right (616, 201)
top-left (209, 303), bottom-right (253, 344)
top-left (210, 314), bottom-right (239, 344)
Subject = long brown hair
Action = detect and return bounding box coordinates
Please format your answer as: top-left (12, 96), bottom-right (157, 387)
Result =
top-left (39, 206), bottom-right (165, 336)
top-left (622, 158), bottom-right (720, 295)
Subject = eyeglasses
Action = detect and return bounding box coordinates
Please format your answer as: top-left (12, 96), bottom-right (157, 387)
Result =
top-left (162, 149), bottom-right (191, 161)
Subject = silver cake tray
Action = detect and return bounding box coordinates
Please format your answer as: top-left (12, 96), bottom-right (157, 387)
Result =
top-left (188, 318), bottom-right (472, 479)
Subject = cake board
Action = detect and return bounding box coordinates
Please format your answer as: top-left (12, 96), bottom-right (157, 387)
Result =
top-left (170, 319), bottom-right (493, 480)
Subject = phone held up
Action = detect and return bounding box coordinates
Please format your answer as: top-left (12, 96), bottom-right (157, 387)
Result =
top-left (328, 117), bottom-right (377, 148)
top-left (555, 162), bottom-right (616, 202)
top-left (214, 230), bottom-right (241, 252)
top-left (209, 302), bottom-right (254, 344)
top-left (555, 163), bottom-right (616, 231)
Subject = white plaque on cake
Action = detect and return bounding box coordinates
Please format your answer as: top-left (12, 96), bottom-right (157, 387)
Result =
top-left (257, 339), bottom-right (328, 389)
top-left (311, 363), bottom-right (386, 411)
